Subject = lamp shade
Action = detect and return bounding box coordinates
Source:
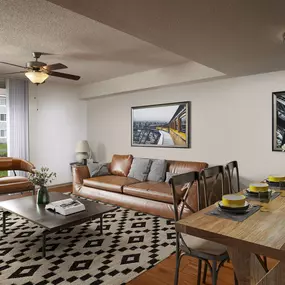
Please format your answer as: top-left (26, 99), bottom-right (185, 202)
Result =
top-left (25, 71), bottom-right (49, 84)
top-left (75, 140), bottom-right (90, 153)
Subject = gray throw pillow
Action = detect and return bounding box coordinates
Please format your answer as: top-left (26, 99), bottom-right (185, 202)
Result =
top-left (165, 172), bottom-right (178, 183)
top-left (88, 163), bottom-right (110, 177)
top-left (128, 158), bottom-right (152, 181)
top-left (147, 159), bottom-right (167, 182)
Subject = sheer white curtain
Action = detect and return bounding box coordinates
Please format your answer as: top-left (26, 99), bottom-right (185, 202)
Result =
top-left (7, 79), bottom-right (29, 160)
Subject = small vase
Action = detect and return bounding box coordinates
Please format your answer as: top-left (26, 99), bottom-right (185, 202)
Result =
top-left (37, 186), bottom-right (50, 204)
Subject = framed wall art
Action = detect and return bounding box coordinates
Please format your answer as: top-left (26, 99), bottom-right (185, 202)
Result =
top-left (272, 91), bottom-right (285, 151)
top-left (131, 101), bottom-right (190, 148)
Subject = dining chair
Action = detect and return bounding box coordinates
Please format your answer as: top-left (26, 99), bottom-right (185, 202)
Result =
top-left (200, 165), bottom-right (234, 284)
top-left (200, 165), bottom-right (225, 207)
top-left (225, 161), bottom-right (269, 273)
top-left (169, 171), bottom-right (230, 285)
top-left (225, 161), bottom-right (240, 194)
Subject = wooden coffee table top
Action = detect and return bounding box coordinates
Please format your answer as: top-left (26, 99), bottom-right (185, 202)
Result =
top-left (0, 192), bottom-right (117, 231)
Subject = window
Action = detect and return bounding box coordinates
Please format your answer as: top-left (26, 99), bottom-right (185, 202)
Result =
top-left (0, 130), bottom-right (6, 137)
top-left (0, 97), bottom-right (6, 106)
top-left (0, 114), bottom-right (6, 121)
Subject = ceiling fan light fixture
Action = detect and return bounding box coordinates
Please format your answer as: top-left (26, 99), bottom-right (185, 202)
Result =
top-left (25, 71), bottom-right (49, 84)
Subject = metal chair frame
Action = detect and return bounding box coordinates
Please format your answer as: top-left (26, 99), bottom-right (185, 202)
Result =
top-left (200, 165), bottom-right (225, 208)
top-left (225, 161), bottom-right (268, 273)
top-left (170, 170), bottom-right (230, 285)
top-left (200, 165), bottom-right (234, 284)
top-left (225, 161), bottom-right (240, 194)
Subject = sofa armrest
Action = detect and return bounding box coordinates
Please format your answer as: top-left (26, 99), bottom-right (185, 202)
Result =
top-left (72, 165), bottom-right (90, 193)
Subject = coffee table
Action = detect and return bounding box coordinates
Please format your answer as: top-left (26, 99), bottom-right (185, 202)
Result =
top-left (0, 192), bottom-right (117, 257)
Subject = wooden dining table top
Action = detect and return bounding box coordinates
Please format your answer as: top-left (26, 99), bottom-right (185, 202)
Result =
top-left (176, 191), bottom-right (285, 262)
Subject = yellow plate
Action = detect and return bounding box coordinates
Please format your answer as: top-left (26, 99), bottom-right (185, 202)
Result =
top-left (268, 175), bottom-right (285, 182)
top-left (218, 200), bottom-right (249, 210)
top-left (249, 183), bottom-right (269, 193)
top-left (246, 188), bottom-right (272, 195)
top-left (222, 194), bottom-right (246, 208)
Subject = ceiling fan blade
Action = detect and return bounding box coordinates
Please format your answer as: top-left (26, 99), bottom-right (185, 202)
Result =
top-left (42, 63), bottom-right (67, 71)
top-left (0, 62), bottom-right (26, 69)
top-left (0, 71), bottom-right (25, 75)
top-left (33, 52), bottom-right (53, 56)
top-left (48, 71), bottom-right (80, 81)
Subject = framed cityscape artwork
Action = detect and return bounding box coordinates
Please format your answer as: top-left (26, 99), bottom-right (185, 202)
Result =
top-left (131, 101), bottom-right (190, 148)
top-left (272, 91), bottom-right (285, 151)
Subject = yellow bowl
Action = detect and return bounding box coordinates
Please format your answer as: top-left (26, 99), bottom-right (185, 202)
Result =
top-left (222, 194), bottom-right (246, 208)
top-left (249, 183), bottom-right (269, 193)
top-left (268, 175), bottom-right (285, 183)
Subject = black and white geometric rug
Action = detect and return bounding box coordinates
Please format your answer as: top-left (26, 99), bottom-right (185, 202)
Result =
top-left (0, 199), bottom-right (176, 285)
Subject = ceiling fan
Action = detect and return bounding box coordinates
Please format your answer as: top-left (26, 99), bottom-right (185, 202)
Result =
top-left (0, 52), bottom-right (80, 84)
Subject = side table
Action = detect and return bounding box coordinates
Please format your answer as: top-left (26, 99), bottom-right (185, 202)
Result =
top-left (69, 162), bottom-right (85, 172)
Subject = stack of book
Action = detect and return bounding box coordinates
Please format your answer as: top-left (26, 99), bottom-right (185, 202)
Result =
top-left (45, 198), bottom-right (86, 215)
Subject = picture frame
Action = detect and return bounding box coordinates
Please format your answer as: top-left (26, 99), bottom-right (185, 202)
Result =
top-left (272, 91), bottom-right (285, 151)
top-left (131, 101), bottom-right (190, 148)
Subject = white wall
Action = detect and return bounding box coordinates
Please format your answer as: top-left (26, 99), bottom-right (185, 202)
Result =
top-left (29, 82), bottom-right (86, 185)
top-left (86, 70), bottom-right (285, 185)
top-left (80, 61), bottom-right (225, 99)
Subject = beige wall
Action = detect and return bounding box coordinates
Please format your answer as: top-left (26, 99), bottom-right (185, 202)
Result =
top-left (86, 70), bottom-right (285, 184)
top-left (29, 82), bottom-right (87, 185)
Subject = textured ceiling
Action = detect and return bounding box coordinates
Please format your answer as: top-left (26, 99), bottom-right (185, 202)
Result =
top-left (47, 0), bottom-right (285, 76)
top-left (0, 0), bottom-right (188, 85)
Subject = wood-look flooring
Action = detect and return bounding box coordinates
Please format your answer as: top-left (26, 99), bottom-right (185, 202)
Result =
top-left (127, 254), bottom-right (276, 285)
top-left (0, 185), bottom-right (276, 285)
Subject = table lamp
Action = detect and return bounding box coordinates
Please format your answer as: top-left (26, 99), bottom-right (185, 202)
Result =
top-left (75, 140), bottom-right (90, 164)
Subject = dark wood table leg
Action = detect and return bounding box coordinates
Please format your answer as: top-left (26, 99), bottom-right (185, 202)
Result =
top-left (42, 231), bottom-right (47, 258)
top-left (2, 211), bottom-right (7, 234)
top-left (99, 215), bottom-right (103, 235)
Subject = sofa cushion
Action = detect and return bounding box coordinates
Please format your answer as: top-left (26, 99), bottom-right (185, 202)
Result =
top-left (110, 154), bottom-right (133, 177)
top-left (123, 181), bottom-right (183, 204)
top-left (0, 176), bottom-right (34, 194)
top-left (165, 172), bottom-right (179, 183)
top-left (128, 158), bottom-right (152, 181)
top-left (88, 162), bottom-right (110, 177)
top-left (83, 175), bottom-right (139, 193)
top-left (147, 159), bottom-right (167, 182)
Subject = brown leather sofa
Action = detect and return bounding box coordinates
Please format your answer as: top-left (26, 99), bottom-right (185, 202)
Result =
top-left (73, 154), bottom-right (208, 219)
top-left (0, 157), bottom-right (35, 195)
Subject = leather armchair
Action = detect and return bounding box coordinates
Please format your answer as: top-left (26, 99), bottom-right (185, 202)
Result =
top-left (0, 157), bottom-right (36, 195)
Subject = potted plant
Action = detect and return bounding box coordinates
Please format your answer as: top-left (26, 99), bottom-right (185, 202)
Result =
top-left (28, 167), bottom-right (56, 204)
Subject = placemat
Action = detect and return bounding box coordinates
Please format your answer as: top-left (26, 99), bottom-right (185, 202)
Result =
top-left (205, 205), bottom-right (261, 222)
top-left (243, 191), bottom-right (280, 201)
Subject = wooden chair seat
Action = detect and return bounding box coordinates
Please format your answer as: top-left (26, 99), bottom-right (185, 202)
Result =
top-left (181, 233), bottom-right (228, 256)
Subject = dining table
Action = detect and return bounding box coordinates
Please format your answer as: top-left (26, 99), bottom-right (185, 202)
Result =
top-left (176, 191), bottom-right (285, 285)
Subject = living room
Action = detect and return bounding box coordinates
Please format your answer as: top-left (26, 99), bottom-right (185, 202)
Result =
top-left (1, 1), bottom-right (285, 285)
